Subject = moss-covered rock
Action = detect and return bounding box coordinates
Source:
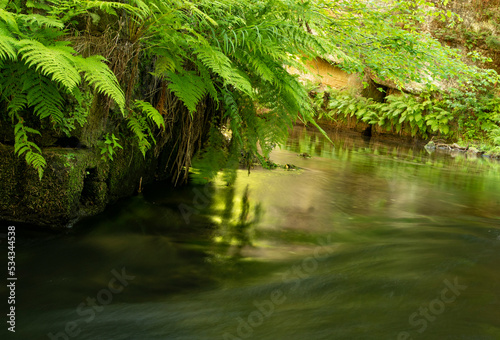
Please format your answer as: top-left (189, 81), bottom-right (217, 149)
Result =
top-left (0, 145), bottom-right (100, 227)
top-left (0, 140), bottom-right (161, 228)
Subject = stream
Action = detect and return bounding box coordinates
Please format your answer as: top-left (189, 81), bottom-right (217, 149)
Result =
top-left (3, 126), bottom-right (500, 340)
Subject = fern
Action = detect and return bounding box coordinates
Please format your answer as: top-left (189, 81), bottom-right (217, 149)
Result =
top-left (24, 70), bottom-right (66, 124)
top-left (76, 55), bottom-right (125, 114)
top-left (221, 87), bottom-right (242, 146)
top-left (125, 99), bottom-right (168, 156)
top-left (0, 3), bottom-right (126, 178)
top-left (82, 0), bottom-right (137, 15)
top-left (194, 43), bottom-right (253, 96)
top-left (166, 70), bottom-right (208, 114)
top-left (127, 113), bottom-right (152, 157)
top-left (0, 8), bottom-right (18, 32)
top-left (0, 24), bottom-right (16, 60)
top-left (17, 39), bottom-right (81, 91)
top-left (19, 13), bottom-right (64, 29)
top-left (45, 0), bottom-right (137, 24)
top-left (134, 99), bottom-right (164, 129)
top-left (194, 60), bottom-right (218, 102)
top-left (0, 62), bottom-right (27, 115)
top-left (13, 116), bottom-right (46, 180)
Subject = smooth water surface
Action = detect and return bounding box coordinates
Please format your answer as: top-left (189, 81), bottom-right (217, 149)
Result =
top-left (3, 127), bottom-right (500, 340)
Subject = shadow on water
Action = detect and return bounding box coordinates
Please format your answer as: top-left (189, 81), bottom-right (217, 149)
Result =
top-left (4, 126), bottom-right (500, 340)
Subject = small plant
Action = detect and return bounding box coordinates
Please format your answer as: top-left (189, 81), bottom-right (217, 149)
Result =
top-left (99, 133), bottom-right (123, 161)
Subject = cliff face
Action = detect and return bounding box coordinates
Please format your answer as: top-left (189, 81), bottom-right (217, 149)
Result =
top-left (299, 1), bottom-right (500, 140)
top-left (430, 0), bottom-right (500, 73)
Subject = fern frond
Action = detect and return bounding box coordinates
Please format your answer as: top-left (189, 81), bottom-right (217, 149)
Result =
top-left (127, 113), bottom-right (151, 157)
top-left (194, 44), bottom-right (252, 96)
top-left (166, 70), bottom-right (208, 114)
top-left (184, 1), bottom-right (218, 27)
top-left (24, 71), bottom-right (65, 124)
top-left (13, 117), bottom-right (46, 180)
top-left (18, 13), bottom-right (64, 29)
top-left (134, 99), bottom-right (164, 129)
top-left (237, 50), bottom-right (276, 84)
top-left (0, 8), bottom-right (18, 32)
top-left (75, 55), bottom-right (125, 114)
top-left (153, 54), bottom-right (180, 75)
top-left (194, 60), bottom-right (218, 102)
top-left (0, 24), bottom-right (17, 60)
top-left (130, 0), bottom-right (151, 19)
top-left (17, 39), bottom-right (81, 91)
top-left (6, 94), bottom-right (27, 116)
top-left (0, 61), bottom-right (23, 98)
top-left (221, 87), bottom-right (242, 145)
top-left (82, 1), bottom-right (137, 17)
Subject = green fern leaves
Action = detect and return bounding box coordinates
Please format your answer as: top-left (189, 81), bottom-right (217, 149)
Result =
top-left (76, 55), bottom-right (125, 114)
top-left (2, 0), bottom-right (495, 184)
top-left (166, 71), bottom-right (209, 114)
top-left (127, 114), bottom-right (152, 157)
top-left (25, 71), bottom-right (66, 124)
top-left (0, 4), bottom-right (126, 178)
top-left (134, 100), bottom-right (165, 129)
top-left (322, 89), bottom-right (454, 138)
top-left (18, 40), bottom-right (81, 91)
top-left (0, 25), bottom-right (16, 60)
top-left (14, 117), bottom-right (46, 180)
top-left (126, 100), bottom-right (165, 157)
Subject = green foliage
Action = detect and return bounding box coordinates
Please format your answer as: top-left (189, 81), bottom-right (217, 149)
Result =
top-left (13, 116), bottom-right (45, 179)
top-left (317, 83), bottom-right (500, 149)
top-left (314, 0), bottom-right (497, 89)
top-left (166, 70), bottom-right (211, 114)
top-left (99, 133), bottom-right (123, 161)
top-left (118, 0), bottom-right (500, 182)
top-left (126, 112), bottom-right (152, 157)
top-left (442, 85), bottom-right (500, 145)
top-left (0, 1), bottom-right (125, 178)
top-left (76, 55), bottom-right (125, 113)
top-left (127, 0), bottom-right (328, 182)
top-left (18, 39), bottom-right (81, 91)
top-left (134, 99), bottom-right (164, 129)
top-left (322, 89), bottom-right (454, 138)
top-left (125, 99), bottom-right (164, 157)
top-left (3, 0), bottom-right (500, 183)
top-left (485, 36), bottom-right (500, 51)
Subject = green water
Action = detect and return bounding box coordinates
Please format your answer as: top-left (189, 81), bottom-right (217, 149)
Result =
top-left (4, 127), bottom-right (500, 340)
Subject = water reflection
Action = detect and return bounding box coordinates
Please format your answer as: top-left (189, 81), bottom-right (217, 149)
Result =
top-left (211, 184), bottom-right (262, 258)
top-left (6, 126), bottom-right (500, 340)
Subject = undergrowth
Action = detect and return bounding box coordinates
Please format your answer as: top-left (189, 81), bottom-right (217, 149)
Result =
top-left (311, 83), bottom-right (500, 155)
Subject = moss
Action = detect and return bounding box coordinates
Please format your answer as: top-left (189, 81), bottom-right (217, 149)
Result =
top-left (0, 144), bottom-right (106, 227)
top-left (79, 93), bottom-right (108, 147)
top-left (106, 142), bottom-right (156, 201)
top-left (0, 124), bottom-right (169, 228)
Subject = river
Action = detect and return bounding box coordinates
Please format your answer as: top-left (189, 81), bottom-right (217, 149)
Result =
top-left (3, 126), bottom-right (500, 340)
